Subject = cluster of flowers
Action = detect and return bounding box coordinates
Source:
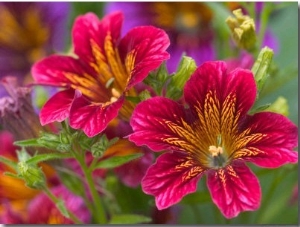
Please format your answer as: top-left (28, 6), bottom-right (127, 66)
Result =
top-left (0, 2), bottom-right (298, 224)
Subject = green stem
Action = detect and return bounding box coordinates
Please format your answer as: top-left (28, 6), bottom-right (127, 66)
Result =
top-left (79, 158), bottom-right (107, 224)
top-left (72, 141), bottom-right (107, 224)
top-left (257, 3), bottom-right (273, 49)
top-left (42, 186), bottom-right (82, 224)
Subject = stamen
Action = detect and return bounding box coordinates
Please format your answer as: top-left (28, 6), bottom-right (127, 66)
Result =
top-left (111, 88), bottom-right (121, 98)
top-left (110, 97), bottom-right (118, 103)
top-left (209, 145), bottom-right (223, 157)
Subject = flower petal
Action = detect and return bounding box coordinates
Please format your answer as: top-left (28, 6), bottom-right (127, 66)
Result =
top-left (119, 26), bottom-right (170, 89)
top-left (40, 89), bottom-right (75, 125)
top-left (207, 161), bottom-right (261, 219)
top-left (72, 12), bottom-right (123, 68)
top-left (235, 112), bottom-right (298, 167)
top-left (69, 92), bottom-right (124, 137)
top-left (184, 61), bottom-right (257, 136)
top-left (142, 151), bottom-right (205, 210)
top-left (129, 97), bottom-right (199, 153)
top-left (32, 55), bottom-right (94, 87)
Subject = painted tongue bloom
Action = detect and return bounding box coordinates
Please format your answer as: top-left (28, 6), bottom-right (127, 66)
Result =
top-left (129, 61), bottom-right (298, 218)
top-left (32, 11), bottom-right (170, 137)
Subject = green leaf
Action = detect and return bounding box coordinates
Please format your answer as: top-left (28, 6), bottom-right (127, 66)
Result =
top-left (25, 153), bottom-right (73, 165)
top-left (249, 103), bottom-right (271, 115)
top-left (3, 172), bottom-right (21, 179)
top-left (94, 153), bottom-right (143, 169)
top-left (0, 156), bottom-right (18, 169)
top-left (14, 138), bottom-right (41, 147)
top-left (56, 199), bottom-right (70, 218)
top-left (56, 168), bottom-right (86, 197)
top-left (108, 214), bottom-right (152, 224)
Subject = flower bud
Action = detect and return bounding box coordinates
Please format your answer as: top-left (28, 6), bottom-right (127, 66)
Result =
top-left (226, 8), bottom-right (257, 51)
top-left (251, 47), bottom-right (274, 92)
top-left (167, 56), bottom-right (196, 100)
top-left (17, 161), bottom-right (46, 189)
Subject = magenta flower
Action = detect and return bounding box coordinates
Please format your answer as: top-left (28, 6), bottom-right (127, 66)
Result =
top-left (105, 2), bottom-right (215, 72)
top-left (32, 11), bottom-right (170, 137)
top-left (129, 61), bottom-right (298, 218)
top-left (27, 185), bottom-right (90, 224)
top-left (0, 2), bottom-right (70, 97)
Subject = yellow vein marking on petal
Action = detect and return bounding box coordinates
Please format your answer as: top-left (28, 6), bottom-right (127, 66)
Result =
top-left (64, 72), bottom-right (109, 101)
top-left (195, 90), bottom-right (221, 146)
top-left (183, 166), bottom-right (204, 181)
top-left (90, 38), bottom-right (113, 84)
top-left (235, 133), bottom-right (267, 150)
top-left (233, 147), bottom-right (266, 159)
top-left (124, 49), bottom-right (137, 85)
top-left (159, 118), bottom-right (199, 154)
top-left (217, 168), bottom-right (227, 189)
top-left (174, 158), bottom-right (204, 181)
top-left (221, 93), bottom-right (239, 135)
top-left (104, 32), bottom-right (128, 90)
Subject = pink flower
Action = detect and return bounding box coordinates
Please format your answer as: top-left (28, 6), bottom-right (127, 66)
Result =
top-left (27, 185), bottom-right (90, 224)
top-left (32, 11), bottom-right (170, 137)
top-left (129, 61), bottom-right (298, 218)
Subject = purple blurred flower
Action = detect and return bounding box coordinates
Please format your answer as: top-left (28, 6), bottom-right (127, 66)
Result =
top-left (0, 2), bottom-right (70, 97)
top-left (105, 2), bottom-right (216, 73)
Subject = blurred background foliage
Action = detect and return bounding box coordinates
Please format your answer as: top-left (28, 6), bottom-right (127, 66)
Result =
top-left (49, 2), bottom-right (299, 224)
